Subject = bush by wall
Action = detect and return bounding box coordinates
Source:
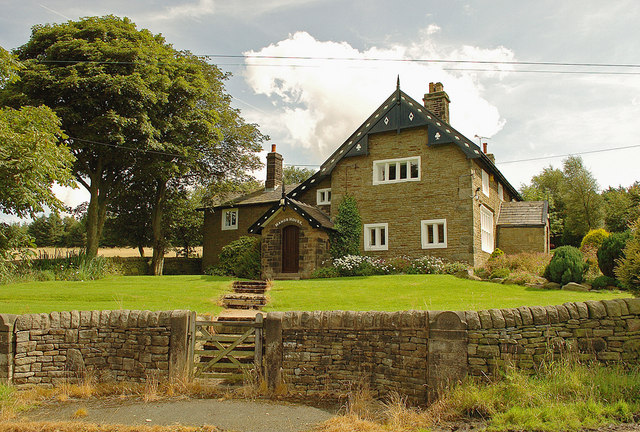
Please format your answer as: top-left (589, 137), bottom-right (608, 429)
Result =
top-left (544, 246), bottom-right (588, 285)
top-left (329, 194), bottom-right (362, 258)
top-left (597, 231), bottom-right (631, 278)
top-left (313, 255), bottom-right (460, 278)
top-left (211, 236), bottom-right (261, 280)
top-left (616, 219), bottom-right (640, 295)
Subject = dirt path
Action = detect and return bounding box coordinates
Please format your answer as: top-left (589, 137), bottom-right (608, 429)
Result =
top-left (20, 398), bottom-right (336, 432)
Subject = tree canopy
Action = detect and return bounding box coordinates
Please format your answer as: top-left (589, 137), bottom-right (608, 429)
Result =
top-left (283, 166), bottom-right (316, 185)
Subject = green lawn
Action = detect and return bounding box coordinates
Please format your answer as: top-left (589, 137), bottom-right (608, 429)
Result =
top-left (0, 274), bottom-right (631, 315)
top-left (0, 275), bottom-right (234, 315)
top-left (265, 275), bottom-right (630, 312)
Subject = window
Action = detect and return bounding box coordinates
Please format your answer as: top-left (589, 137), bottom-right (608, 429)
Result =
top-left (317, 188), bottom-right (331, 205)
top-left (481, 170), bottom-right (490, 196)
top-left (421, 219), bottom-right (447, 249)
top-left (480, 205), bottom-right (494, 253)
top-left (498, 183), bottom-right (504, 201)
top-left (364, 223), bottom-right (388, 251)
top-left (221, 208), bottom-right (238, 230)
top-left (373, 157), bottom-right (420, 185)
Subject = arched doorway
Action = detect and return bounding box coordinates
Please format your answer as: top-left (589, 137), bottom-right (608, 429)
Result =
top-left (281, 225), bottom-right (300, 273)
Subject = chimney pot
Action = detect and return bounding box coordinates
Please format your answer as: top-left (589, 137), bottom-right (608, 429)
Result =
top-left (483, 142), bottom-right (488, 154)
top-left (271, 144), bottom-right (276, 153)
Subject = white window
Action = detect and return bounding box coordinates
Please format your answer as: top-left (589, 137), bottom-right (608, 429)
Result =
top-left (498, 183), bottom-right (504, 201)
top-left (480, 206), bottom-right (494, 253)
top-left (421, 219), bottom-right (447, 249)
top-left (317, 188), bottom-right (331, 205)
top-left (373, 156), bottom-right (420, 185)
top-left (364, 223), bottom-right (388, 251)
top-left (481, 170), bottom-right (490, 196)
top-left (221, 208), bottom-right (238, 230)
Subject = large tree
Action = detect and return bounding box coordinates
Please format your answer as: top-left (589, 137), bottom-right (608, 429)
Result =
top-left (283, 166), bottom-right (316, 185)
top-left (0, 46), bottom-right (75, 218)
top-left (520, 166), bottom-right (565, 247)
top-left (602, 182), bottom-right (640, 233)
top-left (1, 17), bottom-right (181, 257)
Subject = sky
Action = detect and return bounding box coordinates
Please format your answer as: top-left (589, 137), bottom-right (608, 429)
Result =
top-left (2, 0), bottom-right (640, 222)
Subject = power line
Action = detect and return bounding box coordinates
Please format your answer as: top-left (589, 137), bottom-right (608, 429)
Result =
top-left (67, 137), bottom-right (186, 158)
top-left (497, 143), bottom-right (640, 164)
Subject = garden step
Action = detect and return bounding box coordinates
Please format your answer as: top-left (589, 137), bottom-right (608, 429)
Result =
top-left (221, 293), bottom-right (267, 310)
top-left (232, 281), bottom-right (268, 294)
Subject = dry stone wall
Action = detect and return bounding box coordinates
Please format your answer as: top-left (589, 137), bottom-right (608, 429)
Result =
top-left (465, 298), bottom-right (640, 375)
top-left (1, 310), bottom-right (190, 386)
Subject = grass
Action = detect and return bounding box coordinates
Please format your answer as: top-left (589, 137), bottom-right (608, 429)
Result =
top-left (0, 275), bottom-right (233, 315)
top-left (265, 274), bottom-right (629, 312)
top-left (316, 359), bottom-right (640, 432)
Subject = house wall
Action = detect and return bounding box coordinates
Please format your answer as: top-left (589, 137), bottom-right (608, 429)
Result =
top-left (295, 177), bottom-right (331, 215)
top-left (202, 204), bottom-right (271, 269)
top-left (497, 225), bottom-right (549, 255)
top-left (329, 127), bottom-right (477, 264)
top-left (261, 208), bottom-right (331, 279)
top-left (470, 161), bottom-right (513, 266)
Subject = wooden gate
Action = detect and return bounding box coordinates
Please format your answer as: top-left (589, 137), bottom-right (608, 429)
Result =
top-left (188, 313), bottom-right (263, 381)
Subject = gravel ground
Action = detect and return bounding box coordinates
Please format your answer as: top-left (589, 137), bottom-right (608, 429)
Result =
top-left (21, 398), bottom-right (336, 432)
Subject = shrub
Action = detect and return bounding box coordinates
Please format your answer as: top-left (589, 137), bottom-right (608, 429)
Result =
top-left (503, 270), bottom-right (541, 286)
top-left (330, 195), bottom-right (362, 258)
top-left (616, 219), bottom-right (640, 295)
top-left (590, 275), bottom-right (619, 290)
top-left (442, 261), bottom-right (470, 275)
top-left (597, 231), bottom-right (631, 278)
top-left (215, 236), bottom-right (261, 279)
top-left (544, 246), bottom-right (588, 285)
top-left (490, 268), bottom-right (511, 279)
top-left (490, 248), bottom-right (505, 259)
top-left (311, 266), bottom-right (339, 278)
top-left (580, 228), bottom-right (610, 252)
top-left (485, 252), bottom-right (550, 277)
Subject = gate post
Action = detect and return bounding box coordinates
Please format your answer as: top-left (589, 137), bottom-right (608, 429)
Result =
top-left (427, 311), bottom-right (468, 402)
top-left (254, 313), bottom-right (264, 374)
top-left (0, 314), bottom-right (17, 384)
top-left (169, 310), bottom-right (191, 381)
top-left (264, 312), bottom-right (283, 391)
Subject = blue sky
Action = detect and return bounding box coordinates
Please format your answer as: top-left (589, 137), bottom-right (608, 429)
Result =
top-left (2, 0), bottom-right (640, 220)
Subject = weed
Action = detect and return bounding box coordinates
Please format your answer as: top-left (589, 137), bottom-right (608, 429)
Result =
top-left (72, 407), bottom-right (88, 418)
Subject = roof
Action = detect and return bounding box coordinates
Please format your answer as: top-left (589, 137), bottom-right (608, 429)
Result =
top-left (497, 201), bottom-right (549, 227)
top-left (197, 184), bottom-right (299, 211)
top-left (247, 197), bottom-right (334, 234)
top-left (288, 84), bottom-right (522, 202)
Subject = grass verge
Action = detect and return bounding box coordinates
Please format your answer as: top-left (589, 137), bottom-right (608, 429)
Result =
top-left (316, 358), bottom-right (640, 432)
top-left (0, 275), bottom-right (234, 314)
top-left (266, 274), bottom-right (628, 312)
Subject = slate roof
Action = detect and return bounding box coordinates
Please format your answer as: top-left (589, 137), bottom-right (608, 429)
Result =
top-left (247, 197), bottom-right (334, 234)
top-left (198, 184), bottom-right (299, 210)
top-left (288, 84), bottom-right (522, 202)
top-left (497, 201), bottom-right (548, 227)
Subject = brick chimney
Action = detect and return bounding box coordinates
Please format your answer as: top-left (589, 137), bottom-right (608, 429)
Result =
top-left (265, 144), bottom-right (283, 191)
top-left (423, 82), bottom-right (451, 124)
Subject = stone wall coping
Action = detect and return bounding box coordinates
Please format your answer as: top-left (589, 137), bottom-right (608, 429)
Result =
top-left (13, 310), bottom-right (188, 331)
top-left (0, 314), bottom-right (17, 331)
top-left (468, 299), bottom-right (639, 330)
top-left (274, 310), bottom-right (428, 330)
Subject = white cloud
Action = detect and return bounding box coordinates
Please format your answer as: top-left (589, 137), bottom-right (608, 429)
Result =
top-left (147, 0), bottom-right (214, 21)
top-left (243, 31), bottom-right (514, 159)
top-left (425, 24), bottom-right (441, 35)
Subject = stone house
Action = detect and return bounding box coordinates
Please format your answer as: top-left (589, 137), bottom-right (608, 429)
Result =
top-left (200, 82), bottom-right (549, 279)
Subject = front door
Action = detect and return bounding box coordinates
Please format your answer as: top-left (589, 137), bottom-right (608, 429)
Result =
top-left (281, 225), bottom-right (300, 273)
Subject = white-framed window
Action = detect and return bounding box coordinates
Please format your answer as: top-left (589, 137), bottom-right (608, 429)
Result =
top-left (481, 170), bottom-right (490, 196)
top-left (421, 219), bottom-right (447, 249)
top-left (498, 183), bottom-right (504, 201)
top-left (364, 223), bottom-right (388, 251)
top-left (221, 208), bottom-right (238, 230)
top-left (480, 205), bottom-right (494, 253)
top-left (373, 156), bottom-right (420, 185)
top-left (317, 188), bottom-right (332, 205)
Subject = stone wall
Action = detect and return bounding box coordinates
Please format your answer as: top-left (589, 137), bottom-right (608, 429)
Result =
top-left (263, 299), bottom-right (640, 404)
top-left (465, 299), bottom-right (640, 376)
top-left (497, 225), bottom-right (549, 255)
top-left (1, 310), bottom-right (190, 386)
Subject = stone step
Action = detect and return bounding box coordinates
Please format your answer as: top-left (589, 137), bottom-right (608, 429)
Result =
top-left (233, 286), bottom-right (266, 294)
top-left (221, 295), bottom-right (267, 310)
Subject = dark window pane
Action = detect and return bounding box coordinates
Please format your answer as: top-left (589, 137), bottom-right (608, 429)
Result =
top-left (400, 162), bottom-right (407, 179)
top-left (371, 229), bottom-right (376, 246)
top-left (438, 223), bottom-right (445, 243)
top-left (388, 163), bottom-right (396, 180)
top-left (410, 161), bottom-right (419, 178)
top-left (380, 228), bottom-right (386, 245)
top-left (428, 225), bottom-right (434, 243)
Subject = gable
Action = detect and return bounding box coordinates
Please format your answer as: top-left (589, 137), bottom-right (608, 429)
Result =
top-left (289, 85), bottom-right (521, 202)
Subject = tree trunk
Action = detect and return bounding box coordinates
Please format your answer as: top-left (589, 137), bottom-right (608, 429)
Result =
top-left (84, 176), bottom-right (101, 258)
top-left (137, 244), bottom-right (145, 258)
top-left (150, 180), bottom-right (168, 276)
